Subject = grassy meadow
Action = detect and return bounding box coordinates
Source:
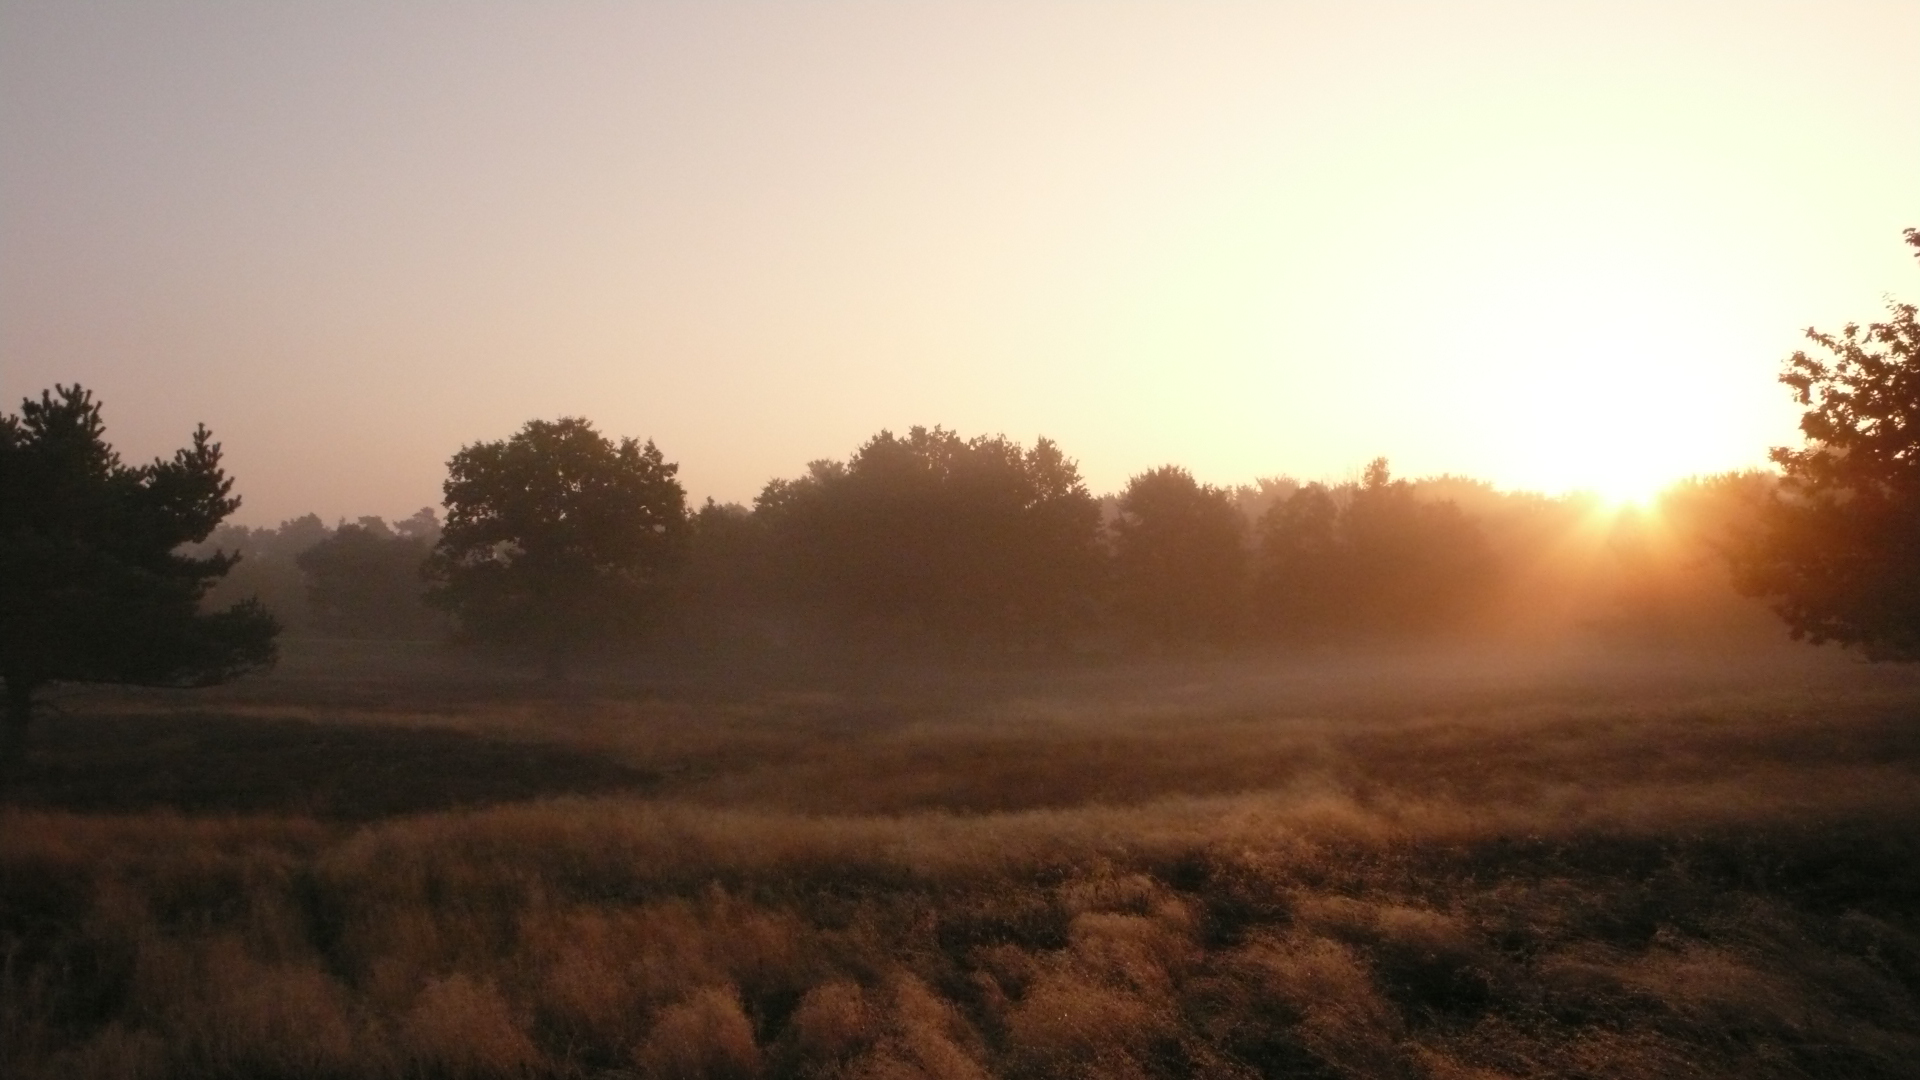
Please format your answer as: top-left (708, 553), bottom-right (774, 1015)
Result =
top-left (4, 638), bottom-right (1920, 1079)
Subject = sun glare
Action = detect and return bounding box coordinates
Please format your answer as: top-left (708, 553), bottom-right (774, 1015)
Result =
top-left (1529, 433), bottom-right (1680, 510)
top-left (1377, 173), bottom-right (1766, 505)
top-left (1585, 473), bottom-right (1670, 511)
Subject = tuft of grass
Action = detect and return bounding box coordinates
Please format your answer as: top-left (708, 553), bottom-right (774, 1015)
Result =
top-left (638, 985), bottom-right (764, 1080)
top-left (402, 973), bottom-right (541, 1077)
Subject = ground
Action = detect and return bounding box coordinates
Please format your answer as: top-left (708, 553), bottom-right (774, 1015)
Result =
top-left (3, 637), bottom-right (1918, 1078)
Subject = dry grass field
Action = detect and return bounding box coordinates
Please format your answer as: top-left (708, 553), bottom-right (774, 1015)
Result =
top-left (5, 639), bottom-right (1920, 1079)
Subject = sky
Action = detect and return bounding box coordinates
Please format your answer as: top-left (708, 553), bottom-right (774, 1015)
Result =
top-left (3, 1), bottom-right (1918, 526)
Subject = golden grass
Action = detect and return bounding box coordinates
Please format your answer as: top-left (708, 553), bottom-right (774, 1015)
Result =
top-left (4, 641), bottom-right (1919, 1078)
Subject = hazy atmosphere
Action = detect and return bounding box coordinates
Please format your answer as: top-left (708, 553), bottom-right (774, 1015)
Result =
top-left (8, 5), bottom-right (1920, 1079)
top-left (6, 1), bottom-right (1919, 523)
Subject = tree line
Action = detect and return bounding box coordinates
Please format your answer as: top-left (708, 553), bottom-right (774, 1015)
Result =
top-left (187, 423), bottom-right (1769, 672)
top-left (3, 227), bottom-right (1916, 756)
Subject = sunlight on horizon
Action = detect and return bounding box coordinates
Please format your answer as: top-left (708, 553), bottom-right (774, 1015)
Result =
top-left (1351, 174), bottom-right (1798, 503)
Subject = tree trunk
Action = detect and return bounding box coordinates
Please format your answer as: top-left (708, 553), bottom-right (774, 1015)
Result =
top-left (1, 678), bottom-right (34, 773)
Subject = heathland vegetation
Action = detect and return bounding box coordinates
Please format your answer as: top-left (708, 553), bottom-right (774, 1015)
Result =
top-left (3, 645), bottom-right (1918, 1079)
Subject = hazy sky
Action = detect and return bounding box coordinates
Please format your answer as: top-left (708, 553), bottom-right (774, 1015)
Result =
top-left (4, 2), bottom-right (1917, 525)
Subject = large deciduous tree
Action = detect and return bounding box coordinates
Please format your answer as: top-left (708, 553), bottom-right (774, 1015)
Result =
top-left (0, 385), bottom-right (278, 764)
top-left (425, 418), bottom-right (687, 677)
top-left (1728, 228), bottom-right (1920, 656)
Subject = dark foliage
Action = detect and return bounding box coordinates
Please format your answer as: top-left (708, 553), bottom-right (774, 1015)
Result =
top-left (193, 513), bottom-right (330, 633)
top-left (296, 509), bottom-right (444, 639)
top-left (1110, 465), bottom-right (1247, 643)
top-left (1728, 228), bottom-right (1920, 656)
top-left (0, 708), bottom-right (654, 819)
top-left (1256, 458), bottom-right (1494, 639)
top-left (425, 417), bottom-right (687, 676)
top-left (755, 426), bottom-right (1102, 652)
top-left (0, 385), bottom-right (277, 761)
top-left (658, 498), bottom-right (781, 654)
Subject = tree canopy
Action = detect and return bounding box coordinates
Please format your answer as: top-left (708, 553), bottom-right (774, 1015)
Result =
top-left (754, 426), bottom-right (1101, 651)
top-left (0, 385), bottom-right (277, 761)
top-left (1256, 458), bottom-right (1492, 638)
top-left (1728, 228), bottom-right (1920, 656)
top-left (425, 417), bottom-right (687, 676)
top-left (1110, 465), bottom-right (1247, 643)
top-left (296, 510), bottom-right (444, 639)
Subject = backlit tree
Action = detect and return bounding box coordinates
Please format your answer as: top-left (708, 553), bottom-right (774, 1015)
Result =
top-left (1728, 228), bottom-right (1920, 655)
top-left (1110, 465), bottom-right (1247, 643)
top-left (425, 417), bottom-right (686, 677)
top-left (0, 385), bottom-right (277, 764)
top-left (756, 426), bottom-right (1102, 651)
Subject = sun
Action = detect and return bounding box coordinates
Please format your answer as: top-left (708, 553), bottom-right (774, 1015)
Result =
top-left (1583, 473), bottom-right (1671, 511)
top-left (1372, 168), bottom-right (1778, 507)
top-left (1573, 440), bottom-right (1686, 507)
top-left (1500, 399), bottom-right (1691, 510)
top-left (1533, 449), bottom-right (1677, 511)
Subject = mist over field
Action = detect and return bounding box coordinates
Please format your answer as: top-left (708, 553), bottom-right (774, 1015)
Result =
top-left (9, 3), bottom-right (1920, 1077)
top-left (7, 636), bottom-right (1920, 1079)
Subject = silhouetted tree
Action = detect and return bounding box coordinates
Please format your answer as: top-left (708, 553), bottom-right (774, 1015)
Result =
top-left (296, 510), bottom-right (445, 639)
top-left (1256, 458), bottom-right (1492, 638)
top-left (0, 385), bottom-right (277, 764)
top-left (1662, 472), bottom-right (1776, 561)
top-left (424, 418), bottom-right (686, 677)
top-left (1255, 480), bottom-right (1344, 632)
top-left (756, 427), bottom-right (1102, 651)
top-left (1110, 465), bottom-right (1247, 643)
top-left (1727, 228), bottom-right (1920, 656)
top-left (1229, 475), bottom-right (1301, 527)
